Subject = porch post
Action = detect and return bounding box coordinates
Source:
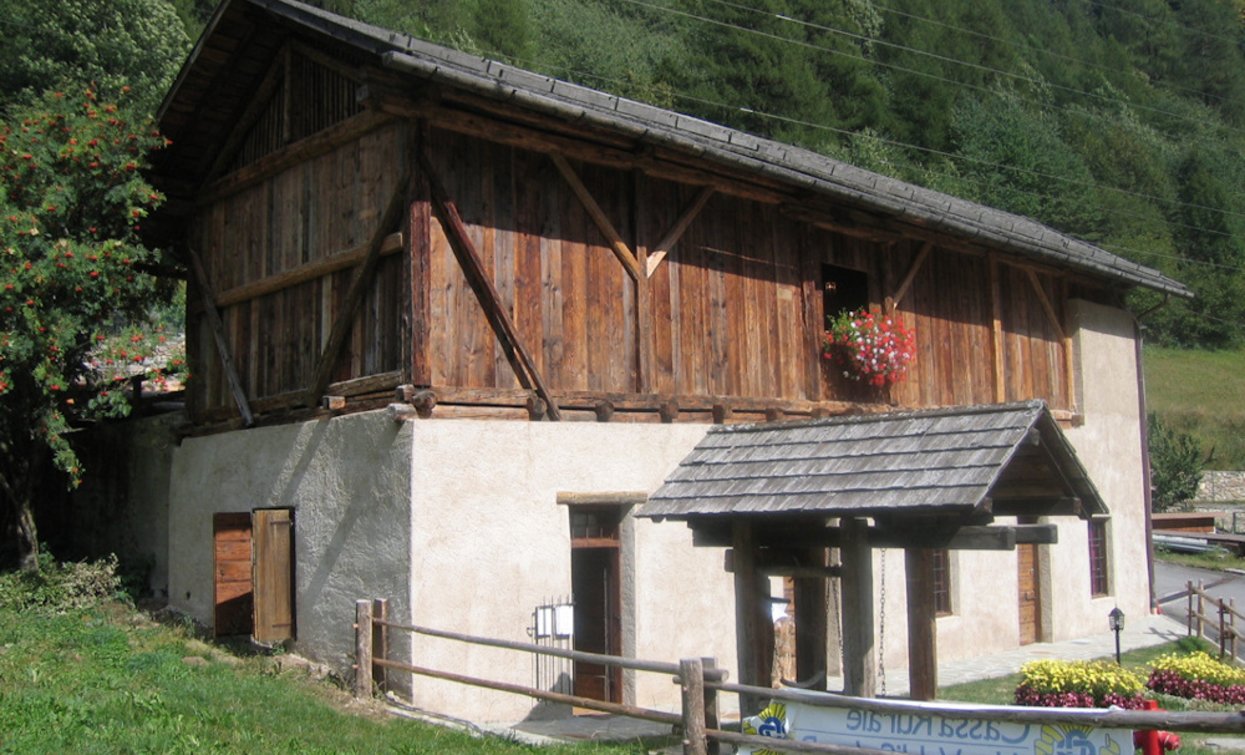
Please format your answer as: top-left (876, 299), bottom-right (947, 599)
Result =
top-left (905, 547), bottom-right (938, 700)
top-left (732, 520), bottom-right (772, 714)
top-left (840, 517), bottom-right (876, 697)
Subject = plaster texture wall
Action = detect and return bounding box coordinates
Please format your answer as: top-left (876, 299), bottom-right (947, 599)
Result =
top-left (407, 420), bottom-right (735, 724)
top-left (874, 300), bottom-right (1149, 671)
top-left (167, 412), bottom-right (413, 675)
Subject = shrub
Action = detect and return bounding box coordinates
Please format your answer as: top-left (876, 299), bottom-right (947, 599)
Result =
top-left (1149, 412), bottom-right (1204, 512)
top-left (1147, 651), bottom-right (1245, 703)
top-left (0, 552), bottom-right (123, 612)
top-left (1015, 659), bottom-right (1149, 709)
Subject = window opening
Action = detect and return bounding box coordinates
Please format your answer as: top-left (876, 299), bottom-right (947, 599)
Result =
top-left (1088, 520), bottom-right (1109, 597)
top-left (931, 549), bottom-right (952, 616)
top-left (822, 264), bottom-right (870, 321)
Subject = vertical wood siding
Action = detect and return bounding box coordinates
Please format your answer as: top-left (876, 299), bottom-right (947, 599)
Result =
top-left (193, 123), bottom-right (1078, 417)
top-left (190, 122), bottom-right (407, 414)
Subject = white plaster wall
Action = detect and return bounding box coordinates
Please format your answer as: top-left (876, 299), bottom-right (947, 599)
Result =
top-left (877, 300), bottom-right (1150, 671)
top-left (167, 412), bottom-right (413, 675)
top-left (407, 420), bottom-right (736, 724)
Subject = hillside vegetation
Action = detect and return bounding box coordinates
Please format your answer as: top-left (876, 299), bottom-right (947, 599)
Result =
top-left (284, 0), bottom-right (1245, 352)
top-left (1144, 346), bottom-right (1245, 471)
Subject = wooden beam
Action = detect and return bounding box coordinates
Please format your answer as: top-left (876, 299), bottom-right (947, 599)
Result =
top-left (1025, 268), bottom-right (1077, 414)
top-left (794, 548), bottom-right (830, 688)
top-left (201, 233), bottom-right (403, 309)
top-left (646, 186), bottom-right (714, 276)
top-left (550, 153), bottom-right (643, 281)
top-left (989, 255), bottom-right (1006, 403)
top-left (905, 547), bottom-right (938, 701)
top-left (840, 518), bottom-right (875, 697)
top-left (886, 241), bottom-right (931, 313)
top-left (418, 140), bottom-right (562, 420)
top-left (187, 247), bottom-right (254, 427)
top-left (204, 46), bottom-right (287, 183)
top-left (305, 165), bottom-right (411, 408)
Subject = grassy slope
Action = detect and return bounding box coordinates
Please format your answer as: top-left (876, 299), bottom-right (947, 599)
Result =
top-left (1143, 346), bottom-right (1245, 471)
top-left (0, 603), bottom-right (655, 754)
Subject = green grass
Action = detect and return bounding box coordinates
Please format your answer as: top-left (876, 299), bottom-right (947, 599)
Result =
top-left (0, 602), bottom-right (659, 753)
top-left (1144, 346), bottom-right (1245, 471)
top-left (1154, 546), bottom-right (1245, 572)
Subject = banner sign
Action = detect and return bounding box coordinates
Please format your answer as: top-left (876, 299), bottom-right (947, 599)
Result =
top-left (739, 698), bottom-right (1129, 755)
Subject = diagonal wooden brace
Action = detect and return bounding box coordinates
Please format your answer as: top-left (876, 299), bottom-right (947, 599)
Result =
top-left (418, 144), bottom-right (562, 420)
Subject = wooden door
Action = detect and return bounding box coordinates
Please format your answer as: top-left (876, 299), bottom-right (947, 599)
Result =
top-left (213, 513), bottom-right (253, 637)
top-left (253, 508), bottom-right (295, 642)
top-left (1017, 543), bottom-right (1041, 645)
top-left (571, 547), bottom-right (621, 702)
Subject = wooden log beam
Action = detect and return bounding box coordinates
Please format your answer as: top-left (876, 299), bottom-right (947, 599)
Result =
top-left (550, 153), bottom-right (644, 281)
top-left (187, 247), bottom-right (254, 427)
top-left (646, 186), bottom-right (715, 276)
top-left (1025, 268), bottom-right (1077, 411)
top-left (731, 521), bottom-right (771, 715)
top-left (905, 547), bottom-right (938, 701)
top-left (305, 164), bottom-right (411, 409)
top-left (794, 548), bottom-right (830, 688)
top-left (418, 139), bottom-right (562, 420)
top-left (886, 242), bottom-right (931, 313)
top-left (200, 232), bottom-right (404, 309)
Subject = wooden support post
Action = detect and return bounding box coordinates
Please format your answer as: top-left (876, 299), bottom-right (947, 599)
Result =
top-left (989, 255), bottom-right (1006, 403)
top-left (372, 598), bottom-right (389, 693)
top-left (679, 658), bottom-right (708, 755)
top-left (905, 547), bottom-right (938, 701)
top-left (187, 247), bottom-right (254, 427)
top-left (354, 599), bottom-right (373, 699)
top-left (793, 548), bottom-right (829, 689)
top-left (840, 518), bottom-right (876, 697)
top-left (732, 521), bottom-right (771, 715)
top-left (1221, 599), bottom-right (1228, 660)
top-left (1198, 581), bottom-right (1205, 638)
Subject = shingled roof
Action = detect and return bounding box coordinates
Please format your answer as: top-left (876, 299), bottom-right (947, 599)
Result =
top-left (639, 401), bottom-right (1106, 521)
top-left (155, 0), bottom-right (1189, 298)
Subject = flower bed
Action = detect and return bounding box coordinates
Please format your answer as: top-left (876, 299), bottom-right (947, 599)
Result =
top-left (1014, 659), bottom-right (1150, 709)
top-left (822, 308), bottom-right (916, 387)
top-left (1147, 652), bottom-right (1245, 704)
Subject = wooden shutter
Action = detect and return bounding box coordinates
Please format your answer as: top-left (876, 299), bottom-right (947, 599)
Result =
top-left (252, 508), bottom-right (295, 642)
top-left (213, 513), bottom-right (253, 637)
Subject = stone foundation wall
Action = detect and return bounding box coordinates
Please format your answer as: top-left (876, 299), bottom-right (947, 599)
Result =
top-left (1196, 471), bottom-right (1245, 503)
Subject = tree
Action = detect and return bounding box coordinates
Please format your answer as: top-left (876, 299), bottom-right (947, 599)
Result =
top-left (0, 88), bottom-right (174, 572)
top-left (0, 0), bottom-right (189, 113)
top-left (1148, 413), bottom-right (1204, 512)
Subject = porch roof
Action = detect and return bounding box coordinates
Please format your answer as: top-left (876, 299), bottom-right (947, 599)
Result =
top-left (638, 400), bottom-right (1107, 522)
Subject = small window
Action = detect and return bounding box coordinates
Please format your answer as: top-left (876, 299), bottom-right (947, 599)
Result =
top-left (822, 264), bottom-right (870, 321)
top-left (931, 549), bottom-right (952, 616)
top-left (1088, 520), bottom-right (1109, 597)
top-left (571, 508), bottom-right (623, 542)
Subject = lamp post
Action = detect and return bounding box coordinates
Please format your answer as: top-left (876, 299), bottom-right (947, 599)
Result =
top-left (1109, 607), bottom-right (1125, 665)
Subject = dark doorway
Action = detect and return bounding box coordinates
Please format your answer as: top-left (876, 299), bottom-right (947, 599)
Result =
top-left (212, 509), bottom-right (295, 641)
top-left (570, 507), bottom-right (623, 703)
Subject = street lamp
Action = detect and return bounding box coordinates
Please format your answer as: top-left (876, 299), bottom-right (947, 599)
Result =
top-left (1108, 607), bottom-right (1125, 665)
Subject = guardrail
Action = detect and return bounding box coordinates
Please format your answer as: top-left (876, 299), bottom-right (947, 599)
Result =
top-left (1186, 579), bottom-right (1244, 663)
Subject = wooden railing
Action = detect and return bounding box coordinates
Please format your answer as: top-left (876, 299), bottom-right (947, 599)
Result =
top-left (353, 598), bottom-right (1245, 754)
top-left (1186, 579), bottom-right (1245, 663)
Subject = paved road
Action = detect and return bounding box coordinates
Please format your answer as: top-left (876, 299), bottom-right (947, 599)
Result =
top-left (1154, 560), bottom-right (1245, 608)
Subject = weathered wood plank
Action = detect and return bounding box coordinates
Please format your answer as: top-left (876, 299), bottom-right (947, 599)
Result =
top-left (646, 185), bottom-right (714, 276)
top-left (551, 154), bottom-right (643, 281)
top-left (188, 247), bottom-right (254, 426)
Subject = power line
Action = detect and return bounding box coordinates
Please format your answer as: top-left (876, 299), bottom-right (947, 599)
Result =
top-left (623, 0), bottom-right (1243, 143)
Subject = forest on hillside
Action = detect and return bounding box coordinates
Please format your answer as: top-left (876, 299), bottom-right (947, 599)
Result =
top-left (5, 0), bottom-right (1244, 349)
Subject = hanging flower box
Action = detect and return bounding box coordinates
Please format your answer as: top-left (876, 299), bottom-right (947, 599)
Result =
top-left (822, 308), bottom-right (917, 387)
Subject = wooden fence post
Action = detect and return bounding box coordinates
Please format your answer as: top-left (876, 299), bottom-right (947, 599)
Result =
top-left (680, 658), bottom-right (707, 755)
top-left (1197, 581), bottom-right (1205, 639)
top-left (1219, 599), bottom-right (1228, 660)
top-left (373, 598), bottom-right (389, 693)
top-left (355, 599), bottom-right (373, 699)
top-left (702, 657), bottom-right (721, 755)
top-left (1187, 581), bottom-right (1194, 637)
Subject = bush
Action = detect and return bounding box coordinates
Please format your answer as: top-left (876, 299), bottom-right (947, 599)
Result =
top-left (1015, 659), bottom-right (1150, 709)
top-left (1147, 651), bottom-right (1245, 703)
top-left (1149, 412), bottom-right (1204, 512)
top-left (0, 552), bottom-right (123, 612)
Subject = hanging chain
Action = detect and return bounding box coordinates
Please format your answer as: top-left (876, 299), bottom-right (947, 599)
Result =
top-left (877, 548), bottom-right (887, 695)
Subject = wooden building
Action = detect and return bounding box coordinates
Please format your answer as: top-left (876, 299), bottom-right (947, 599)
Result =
top-left (145, 0), bottom-right (1189, 722)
